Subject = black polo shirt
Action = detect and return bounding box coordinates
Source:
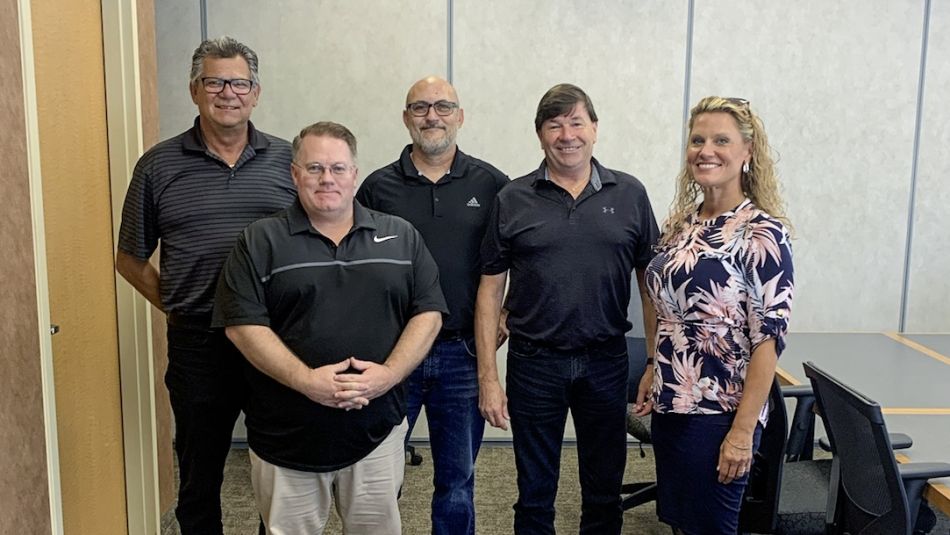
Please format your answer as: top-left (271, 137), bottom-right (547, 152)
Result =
top-left (357, 145), bottom-right (509, 333)
top-left (212, 200), bottom-right (447, 472)
top-left (117, 117), bottom-right (296, 315)
top-left (481, 158), bottom-right (659, 351)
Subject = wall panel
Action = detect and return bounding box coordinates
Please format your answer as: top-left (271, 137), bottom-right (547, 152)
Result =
top-left (690, 0), bottom-right (925, 331)
top-left (0, 0), bottom-right (52, 531)
top-left (156, 0), bottom-right (202, 139)
top-left (206, 0), bottom-right (448, 176)
top-left (905, 1), bottom-right (950, 332)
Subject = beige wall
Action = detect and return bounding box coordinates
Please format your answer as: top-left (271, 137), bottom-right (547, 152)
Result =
top-left (31, 0), bottom-right (128, 532)
top-left (0, 0), bottom-right (53, 532)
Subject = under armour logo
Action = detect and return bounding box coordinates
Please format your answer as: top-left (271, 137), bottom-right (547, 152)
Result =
top-left (603, 207), bottom-right (615, 214)
top-left (466, 197), bottom-right (481, 208)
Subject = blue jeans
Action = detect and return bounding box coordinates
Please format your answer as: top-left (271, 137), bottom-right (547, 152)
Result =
top-left (506, 335), bottom-right (629, 535)
top-left (404, 336), bottom-right (485, 535)
top-left (165, 323), bottom-right (247, 535)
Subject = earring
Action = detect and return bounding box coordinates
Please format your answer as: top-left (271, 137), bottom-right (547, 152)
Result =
top-left (742, 161), bottom-right (750, 174)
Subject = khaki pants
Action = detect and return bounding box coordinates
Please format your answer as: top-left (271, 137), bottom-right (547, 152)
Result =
top-left (250, 419), bottom-right (408, 535)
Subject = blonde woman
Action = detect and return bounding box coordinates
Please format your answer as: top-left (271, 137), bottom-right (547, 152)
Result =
top-left (633, 97), bottom-right (794, 534)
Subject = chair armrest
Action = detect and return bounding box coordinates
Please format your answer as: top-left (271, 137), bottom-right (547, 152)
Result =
top-left (898, 462), bottom-right (950, 482)
top-left (781, 384), bottom-right (814, 398)
top-left (818, 432), bottom-right (913, 452)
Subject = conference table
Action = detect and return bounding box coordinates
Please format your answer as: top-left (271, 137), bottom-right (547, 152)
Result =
top-left (776, 332), bottom-right (950, 517)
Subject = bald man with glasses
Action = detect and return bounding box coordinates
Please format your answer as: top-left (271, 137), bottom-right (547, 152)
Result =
top-left (357, 76), bottom-right (509, 535)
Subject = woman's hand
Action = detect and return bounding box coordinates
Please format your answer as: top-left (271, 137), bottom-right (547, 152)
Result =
top-left (717, 428), bottom-right (754, 484)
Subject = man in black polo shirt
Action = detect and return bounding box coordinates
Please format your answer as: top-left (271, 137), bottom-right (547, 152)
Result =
top-left (475, 84), bottom-right (659, 535)
top-left (214, 122), bottom-right (446, 535)
top-left (115, 37), bottom-right (295, 534)
top-left (356, 75), bottom-right (508, 535)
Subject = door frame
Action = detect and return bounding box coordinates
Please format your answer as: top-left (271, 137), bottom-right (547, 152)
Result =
top-left (101, 0), bottom-right (162, 533)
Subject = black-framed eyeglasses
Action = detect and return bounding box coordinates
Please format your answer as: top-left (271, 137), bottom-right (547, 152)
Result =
top-left (200, 77), bottom-right (255, 95)
top-left (292, 161), bottom-right (353, 177)
top-left (406, 100), bottom-right (459, 117)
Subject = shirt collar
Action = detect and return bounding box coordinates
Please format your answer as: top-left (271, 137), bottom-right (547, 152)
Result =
top-left (398, 144), bottom-right (470, 184)
top-left (182, 116), bottom-right (267, 152)
top-left (534, 156), bottom-right (610, 191)
top-left (287, 198), bottom-right (377, 235)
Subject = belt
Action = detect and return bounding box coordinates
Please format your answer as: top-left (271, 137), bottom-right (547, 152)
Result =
top-left (436, 329), bottom-right (471, 341)
top-left (166, 312), bottom-right (214, 329)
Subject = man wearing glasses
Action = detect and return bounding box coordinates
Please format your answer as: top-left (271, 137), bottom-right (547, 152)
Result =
top-left (356, 76), bottom-right (509, 535)
top-left (214, 122), bottom-right (446, 534)
top-left (115, 36), bottom-right (295, 534)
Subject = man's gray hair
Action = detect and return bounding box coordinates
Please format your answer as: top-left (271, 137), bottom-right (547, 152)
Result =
top-left (189, 36), bottom-right (260, 85)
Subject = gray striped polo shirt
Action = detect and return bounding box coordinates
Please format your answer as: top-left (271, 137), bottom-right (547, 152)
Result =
top-left (117, 118), bottom-right (296, 316)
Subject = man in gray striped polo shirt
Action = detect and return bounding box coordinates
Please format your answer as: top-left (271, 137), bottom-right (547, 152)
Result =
top-left (115, 36), bottom-right (295, 534)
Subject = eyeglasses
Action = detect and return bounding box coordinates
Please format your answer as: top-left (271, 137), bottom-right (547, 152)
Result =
top-left (200, 77), bottom-right (255, 95)
top-left (406, 100), bottom-right (459, 117)
top-left (726, 97), bottom-right (750, 109)
top-left (293, 161), bottom-right (353, 177)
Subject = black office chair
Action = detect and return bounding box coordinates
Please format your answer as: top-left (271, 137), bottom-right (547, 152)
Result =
top-left (739, 379), bottom-right (832, 534)
top-left (803, 361), bottom-right (950, 534)
top-left (622, 336), bottom-right (657, 509)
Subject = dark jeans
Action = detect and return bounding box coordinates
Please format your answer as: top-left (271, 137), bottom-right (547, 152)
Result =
top-left (506, 335), bottom-right (629, 535)
top-left (405, 336), bottom-right (485, 535)
top-left (165, 322), bottom-right (247, 535)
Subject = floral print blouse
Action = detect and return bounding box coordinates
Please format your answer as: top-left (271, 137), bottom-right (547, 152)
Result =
top-left (646, 199), bottom-right (794, 417)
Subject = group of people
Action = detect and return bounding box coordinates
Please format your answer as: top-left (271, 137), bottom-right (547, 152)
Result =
top-left (116, 36), bottom-right (794, 535)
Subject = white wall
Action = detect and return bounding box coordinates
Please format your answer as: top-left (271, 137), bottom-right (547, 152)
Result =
top-left (155, 0), bottom-right (950, 440)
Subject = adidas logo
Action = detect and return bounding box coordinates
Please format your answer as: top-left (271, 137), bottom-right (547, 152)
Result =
top-left (466, 197), bottom-right (481, 208)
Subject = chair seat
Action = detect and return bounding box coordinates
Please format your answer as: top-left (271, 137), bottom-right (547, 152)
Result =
top-left (625, 403), bottom-right (652, 443)
top-left (775, 459), bottom-right (832, 534)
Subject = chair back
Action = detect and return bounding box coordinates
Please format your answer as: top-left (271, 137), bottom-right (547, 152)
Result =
top-left (738, 378), bottom-right (787, 533)
top-left (803, 361), bottom-right (912, 534)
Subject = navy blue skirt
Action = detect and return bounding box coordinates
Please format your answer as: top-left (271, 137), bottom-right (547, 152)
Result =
top-left (651, 412), bottom-right (763, 535)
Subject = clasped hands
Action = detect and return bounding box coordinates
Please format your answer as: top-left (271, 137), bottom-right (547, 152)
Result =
top-left (297, 357), bottom-right (397, 411)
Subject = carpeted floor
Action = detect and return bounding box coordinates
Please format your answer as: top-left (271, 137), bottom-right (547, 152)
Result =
top-left (162, 444), bottom-right (950, 535)
top-left (161, 442), bottom-right (668, 534)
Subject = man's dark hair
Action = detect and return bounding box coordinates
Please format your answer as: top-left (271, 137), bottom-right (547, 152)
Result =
top-left (534, 83), bottom-right (598, 131)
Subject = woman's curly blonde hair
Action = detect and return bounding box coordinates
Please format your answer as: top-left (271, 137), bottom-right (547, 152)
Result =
top-left (661, 96), bottom-right (791, 246)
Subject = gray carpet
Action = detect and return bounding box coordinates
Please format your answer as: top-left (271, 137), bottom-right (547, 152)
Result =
top-left (161, 444), bottom-right (950, 534)
top-left (161, 443), bottom-right (666, 534)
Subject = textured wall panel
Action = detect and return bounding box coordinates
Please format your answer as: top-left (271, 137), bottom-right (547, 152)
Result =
top-left (155, 0), bottom-right (202, 139)
top-left (206, 0), bottom-right (448, 176)
top-left (0, 0), bottom-right (53, 532)
top-left (905, 2), bottom-right (950, 332)
top-left (690, 0), bottom-right (924, 331)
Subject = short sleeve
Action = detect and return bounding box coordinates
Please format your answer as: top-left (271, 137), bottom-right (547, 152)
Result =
top-left (211, 230), bottom-right (272, 328)
top-left (743, 218), bottom-right (794, 356)
top-left (408, 226), bottom-right (449, 317)
top-left (479, 197), bottom-right (509, 275)
top-left (117, 157), bottom-right (159, 259)
top-left (633, 187), bottom-right (660, 269)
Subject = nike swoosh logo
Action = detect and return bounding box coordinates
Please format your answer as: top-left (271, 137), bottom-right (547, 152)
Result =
top-left (373, 235), bottom-right (398, 243)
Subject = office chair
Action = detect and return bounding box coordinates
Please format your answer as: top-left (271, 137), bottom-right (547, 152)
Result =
top-left (739, 378), bottom-right (832, 534)
top-left (803, 361), bottom-right (950, 534)
top-left (622, 336), bottom-right (657, 509)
